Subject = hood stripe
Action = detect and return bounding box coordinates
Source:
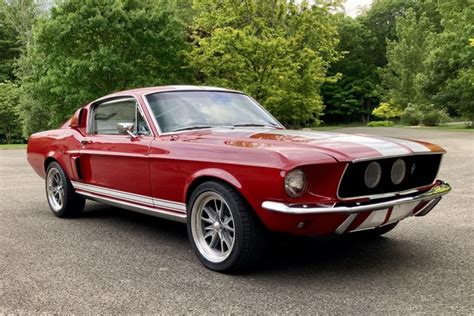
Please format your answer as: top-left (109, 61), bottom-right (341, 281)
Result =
top-left (267, 130), bottom-right (412, 157)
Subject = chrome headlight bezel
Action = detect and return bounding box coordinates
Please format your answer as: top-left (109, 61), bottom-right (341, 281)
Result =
top-left (284, 169), bottom-right (306, 198)
top-left (364, 161), bottom-right (382, 189)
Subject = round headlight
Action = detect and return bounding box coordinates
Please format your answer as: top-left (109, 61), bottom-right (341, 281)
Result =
top-left (391, 159), bottom-right (406, 185)
top-left (364, 161), bottom-right (382, 188)
top-left (284, 169), bottom-right (306, 197)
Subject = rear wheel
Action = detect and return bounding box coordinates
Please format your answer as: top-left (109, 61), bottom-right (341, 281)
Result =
top-left (45, 161), bottom-right (85, 218)
top-left (187, 181), bottom-right (265, 272)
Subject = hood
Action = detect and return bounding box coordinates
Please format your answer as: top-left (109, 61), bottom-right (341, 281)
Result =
top-left (179, 128), bottom-right (444, 163)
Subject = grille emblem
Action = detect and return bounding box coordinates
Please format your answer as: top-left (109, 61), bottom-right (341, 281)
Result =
top-left (411, 163), bottom-right (416, 175)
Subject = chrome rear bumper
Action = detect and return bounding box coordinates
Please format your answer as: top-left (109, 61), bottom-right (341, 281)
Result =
top-left (261, 181), bottom-right (451, 215)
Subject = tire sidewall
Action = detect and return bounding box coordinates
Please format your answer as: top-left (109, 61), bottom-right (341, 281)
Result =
top-left (187, 182), bottom-right (245, 272)
top-left (45, 162), bottom-right (71, 217)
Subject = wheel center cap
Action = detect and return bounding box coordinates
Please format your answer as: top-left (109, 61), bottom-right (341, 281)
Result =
top-left (213, 221), bottom-right (221, 231)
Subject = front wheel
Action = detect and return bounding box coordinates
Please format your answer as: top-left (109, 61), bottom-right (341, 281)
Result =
top-left (187, 181), bottom-right (265, 272)
top-left (45, 161), bottom-right (85, 218)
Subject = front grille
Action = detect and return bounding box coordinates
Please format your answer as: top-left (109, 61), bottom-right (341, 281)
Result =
top-left (338, 154), bottom-right (442, 199)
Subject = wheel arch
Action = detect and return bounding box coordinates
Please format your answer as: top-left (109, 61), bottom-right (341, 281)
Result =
top-left (184, 169), bottom-right (243, 205)
top-left (44, 153), bottom-right (70, 178)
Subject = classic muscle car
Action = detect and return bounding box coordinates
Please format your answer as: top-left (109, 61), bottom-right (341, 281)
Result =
top-left (27, 86), bottom-right (451, 272)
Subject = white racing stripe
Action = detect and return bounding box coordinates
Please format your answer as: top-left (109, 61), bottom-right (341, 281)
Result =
top-left (382, 137), bottom-right (431, 153)
top-left (261, 130), bottom-right (413, 157)
top-left (71, 181), bottom-right (186, 213)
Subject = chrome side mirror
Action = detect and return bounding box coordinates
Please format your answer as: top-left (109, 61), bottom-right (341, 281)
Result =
top-left (117, 122), bottom-right (138, 139)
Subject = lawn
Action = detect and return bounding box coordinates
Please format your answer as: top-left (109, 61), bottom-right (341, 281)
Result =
top-left (0, 144), bottom-right (27, 150)
top-left (312, 122), bottom-right (473, 132)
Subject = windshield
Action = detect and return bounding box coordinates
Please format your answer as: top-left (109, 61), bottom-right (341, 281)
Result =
top-left (145, 91), bottom-right (281, 133)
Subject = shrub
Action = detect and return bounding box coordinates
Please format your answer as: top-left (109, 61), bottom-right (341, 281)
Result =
top-left (422, 108), bottom-right (449, 126)
top-left (401, 104), bottom-right (424, 125)
top-left (401, 103), bottom-right (449, 126)
top-left (372, 102), bottom-right (402, 120)
top-left (367, 120), bottom-right (394, 127)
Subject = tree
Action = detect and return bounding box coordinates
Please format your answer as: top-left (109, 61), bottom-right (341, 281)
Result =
top-left (0, 6), bottom-right (19, 81)
top-left (186, 0), bottom-right (341, 127)
top-left (421, 0), bottom-right (474, 122)
top-left (17, 0), bottom-right (191, 136)
top-left (360, 0), bottom-right (441, 68)
top-left (321, 15), bottom-right (380, 124)
top-left (380, 8), bottom-right (434, 108)
top-left (0, 82), bottom-right (22, 143)
top-left (0, 0), bottom-right (44, 81)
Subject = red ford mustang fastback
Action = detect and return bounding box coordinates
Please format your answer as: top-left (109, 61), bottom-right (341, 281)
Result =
top-left (27, 86), bottom-right (451, 272)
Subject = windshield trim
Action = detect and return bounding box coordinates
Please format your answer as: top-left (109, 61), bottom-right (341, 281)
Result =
top-left (141, 90), bottom-right (285, 136)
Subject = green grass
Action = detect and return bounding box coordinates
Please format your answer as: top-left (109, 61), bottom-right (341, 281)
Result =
top-left (311, 122), bottom-right (473, 132)
top-left (0, 144), bottom-right (27, 150)
top-left (401, 123), bottom-right (474, 132)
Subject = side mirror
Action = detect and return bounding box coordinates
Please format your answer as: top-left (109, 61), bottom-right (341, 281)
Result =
top-left (117, 122), bottom-right (138, 139)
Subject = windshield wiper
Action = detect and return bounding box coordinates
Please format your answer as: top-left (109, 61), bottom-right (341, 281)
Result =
top-left (233, 122), bottom-right (279, 128)
top-left (170, 125), bottom-right (213, 132)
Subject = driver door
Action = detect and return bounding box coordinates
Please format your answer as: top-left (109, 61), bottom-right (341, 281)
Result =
top-left (78, 97), bottom-right (153, 200)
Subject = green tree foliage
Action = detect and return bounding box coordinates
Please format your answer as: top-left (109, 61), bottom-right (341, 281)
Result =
top-left (0, 82), bottom-right (22, 143)
top-left (186, 0), bottom-right (341, 127)
top-left (0, 0), bottom-right (44, 81)
top-left (422, 0), bottom-right (474, 122)
top-left (372, 102), bottom-right (402, 120)
top-left (321, 15), bottom-right (379, 124)
top-left (18, 0), bottom-right (190, 136)
top-left (360, 0), bottom-right (440, 68)
top-left (380, 8), bottom-right (434, 108)
top-left (0, 6), bottom-right (19, 81)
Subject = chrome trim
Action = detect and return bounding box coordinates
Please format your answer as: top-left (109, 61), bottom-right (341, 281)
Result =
top-left (336, 153), bottom-right (444, 201)
top-left (77, 191), bottom-right (186, 223)
top-left (261, 182), bottom-right (451, 215)
top-left (71, 181), bottom-right (186, 212)
top-left (334, 213), bottom-right (357, 235)
top-left (141, 89), bottom-right (284, 137)
top-left (414, 197), bottom-right (441, 217)
top-left (351, 151), bottom-right (443, 163)
top-left (87, 95), bottom-right (156, 137)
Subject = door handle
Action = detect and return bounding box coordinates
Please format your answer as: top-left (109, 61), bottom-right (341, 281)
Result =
top-left (80, 140), bottom-right (92, 146)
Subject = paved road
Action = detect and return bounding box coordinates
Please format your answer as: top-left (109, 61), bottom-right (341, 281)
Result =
top-left (1, 127), bottom-right (473, 314)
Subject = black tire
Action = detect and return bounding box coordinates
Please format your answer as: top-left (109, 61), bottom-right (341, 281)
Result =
top-left (351, 222), bottom-right (398, 238)
top-left (45, 161), bottom-right (85, 218)
top-left (187, 181), bottom-right (265, 273)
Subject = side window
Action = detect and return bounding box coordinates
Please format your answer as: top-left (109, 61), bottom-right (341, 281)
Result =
top-left (92, 99), bottom-right (151, 135)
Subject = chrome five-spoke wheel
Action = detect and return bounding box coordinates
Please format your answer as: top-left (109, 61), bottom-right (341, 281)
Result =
top-left (187, 181), bottom-right (265, 272)
top-left (191, 192), bottom-right (235, 263)
top-left (47, 168), bottom-right (64, 212)
top-left (45, 161), bottom-right (85, 218)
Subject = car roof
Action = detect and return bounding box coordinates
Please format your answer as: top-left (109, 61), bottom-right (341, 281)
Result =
top-left (99, 85), bottom-right (243, 100)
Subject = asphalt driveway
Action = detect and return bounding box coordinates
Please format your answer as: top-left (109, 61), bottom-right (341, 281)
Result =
top-left (0, 127), bottom-right (472, 314)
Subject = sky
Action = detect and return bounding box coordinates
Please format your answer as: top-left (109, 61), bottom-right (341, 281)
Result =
top-left (344, 0), bottom-right (374, 17)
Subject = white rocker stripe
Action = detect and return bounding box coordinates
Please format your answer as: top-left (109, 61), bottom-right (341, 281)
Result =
top-left (76, 190), bottom-right (187, 223)
top-left (71, 181), bottom-right (186, 212)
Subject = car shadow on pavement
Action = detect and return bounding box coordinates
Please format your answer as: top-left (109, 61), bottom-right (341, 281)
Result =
top-left (80, 202), bottom-right (427, 277)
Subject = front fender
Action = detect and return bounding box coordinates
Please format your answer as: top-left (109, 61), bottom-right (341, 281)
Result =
top-left (183, 168), bottom-right (242, 202)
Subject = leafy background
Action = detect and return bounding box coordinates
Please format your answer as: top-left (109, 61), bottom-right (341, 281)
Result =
top-left (0, 0), bottom-right (472, 142)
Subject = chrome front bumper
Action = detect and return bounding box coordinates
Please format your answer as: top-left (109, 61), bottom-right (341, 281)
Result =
top-left (261, 182), bottom-right (451, 215)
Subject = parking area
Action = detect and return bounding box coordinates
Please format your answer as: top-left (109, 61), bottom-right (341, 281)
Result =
top-left (0, 127), bottom-right (472, 314)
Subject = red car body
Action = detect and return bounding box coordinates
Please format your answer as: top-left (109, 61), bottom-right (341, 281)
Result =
top-left (27, 86), bottom-right (451, 238)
